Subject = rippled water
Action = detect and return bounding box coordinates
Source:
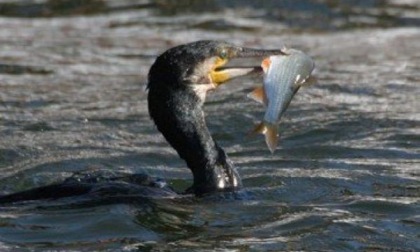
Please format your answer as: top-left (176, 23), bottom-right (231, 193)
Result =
top-left (0, 0), bottom-right (419, 251)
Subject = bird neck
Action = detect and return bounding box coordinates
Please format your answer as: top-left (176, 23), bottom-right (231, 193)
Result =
top-left (148, 85), bottom-right (242, 195)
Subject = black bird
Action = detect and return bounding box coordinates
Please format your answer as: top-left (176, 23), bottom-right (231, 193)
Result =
top-left (0, 41), bottom-right (284, 204)
top-left (148, 40), bottom-right (284, 195)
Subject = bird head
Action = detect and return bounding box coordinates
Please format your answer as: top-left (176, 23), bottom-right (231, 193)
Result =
top-left (147, 41), bottom-right (284, 195)
top-left (148, 40), bottom-right (285, 101)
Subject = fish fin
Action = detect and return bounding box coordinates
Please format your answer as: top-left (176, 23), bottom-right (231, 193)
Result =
top-left (250, 122), bottom-right (265, 135)
top-left (261, 57), bottom-right (271, 73)
top-left (300, 76), bottom-right (318, 87)
top-left (247, 86), bottom-right (267, 105)
top-left (264, 124), bottom-right (279, 153)
top-left (251, 122), bottom-right (279, 153)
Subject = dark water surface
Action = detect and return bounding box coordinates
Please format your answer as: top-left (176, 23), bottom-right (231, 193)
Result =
top-left (0, 0), bottom-right (419, 251)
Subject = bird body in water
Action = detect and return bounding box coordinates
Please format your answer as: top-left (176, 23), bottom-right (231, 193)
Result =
top-left (0, 41), bottom-right (284, 204)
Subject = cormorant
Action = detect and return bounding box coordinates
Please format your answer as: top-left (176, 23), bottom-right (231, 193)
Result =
top-left (148, 40), bottom-right (284, 195)
top-left (0, 40), bottom-right (284, 204)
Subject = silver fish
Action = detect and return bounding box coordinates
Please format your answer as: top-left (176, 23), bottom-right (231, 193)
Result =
top-left (248, 48), bottom-right (315, 153)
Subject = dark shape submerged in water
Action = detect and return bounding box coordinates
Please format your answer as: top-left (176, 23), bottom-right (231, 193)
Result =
top-left (0, 41), bottom-right (284, 204)
top-left (0, 171), bottom-right (177, 205)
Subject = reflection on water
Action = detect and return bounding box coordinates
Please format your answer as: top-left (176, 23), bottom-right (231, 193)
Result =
top-left (0, 0), bottom-right (419, 251)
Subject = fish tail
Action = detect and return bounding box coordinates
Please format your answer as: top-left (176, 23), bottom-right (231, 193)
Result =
top-left (252, 122), bottom-right (279, 153)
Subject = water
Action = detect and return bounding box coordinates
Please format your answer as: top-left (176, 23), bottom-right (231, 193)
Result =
top-left (0, 0), bottom-right (419, 250)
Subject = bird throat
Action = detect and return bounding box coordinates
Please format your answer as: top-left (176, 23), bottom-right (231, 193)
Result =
top-left (148, 86), bottom-right (242, 195)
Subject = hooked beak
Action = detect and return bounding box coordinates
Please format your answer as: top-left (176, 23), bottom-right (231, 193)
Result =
top-left (210, 47), bottom-right (286, 86)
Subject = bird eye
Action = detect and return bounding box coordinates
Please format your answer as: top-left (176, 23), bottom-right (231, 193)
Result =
top-left (219, 49), bottom-right (228, 59)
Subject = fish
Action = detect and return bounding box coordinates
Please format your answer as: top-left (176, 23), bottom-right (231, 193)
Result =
top-left (248, 48), bottom-right (316, 153)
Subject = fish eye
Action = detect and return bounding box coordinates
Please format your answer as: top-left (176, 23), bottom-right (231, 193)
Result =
top-left (219, 49), bottom-right (228, 59)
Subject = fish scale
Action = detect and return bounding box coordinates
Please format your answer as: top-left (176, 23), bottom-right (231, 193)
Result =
top-left (248, 48), bottom-right (315, 153)
top-left (264, 49), bottom-right (314, 124)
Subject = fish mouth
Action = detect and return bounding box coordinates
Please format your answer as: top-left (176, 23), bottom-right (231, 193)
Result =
top-left (210, 47), bottom-right (286, 86)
